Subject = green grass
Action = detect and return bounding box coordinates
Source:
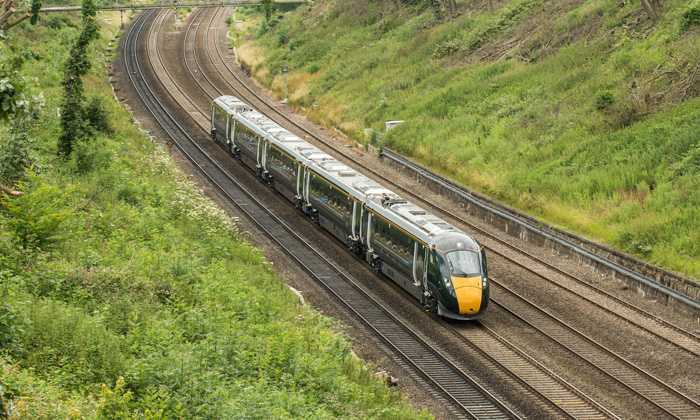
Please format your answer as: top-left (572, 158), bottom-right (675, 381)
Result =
top-left (243, 0), bottom-right (700, 280)
top-left (0, 11), bottom-right (432, 420)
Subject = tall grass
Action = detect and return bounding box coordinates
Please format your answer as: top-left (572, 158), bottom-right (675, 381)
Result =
top-left (0, 11), bottom-right (433, 420)
top-left (245, 0), bottom-right (700, 279)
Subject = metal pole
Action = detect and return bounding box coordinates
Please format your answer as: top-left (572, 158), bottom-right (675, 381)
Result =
top-left (281, 66), bottom-right (288, 103)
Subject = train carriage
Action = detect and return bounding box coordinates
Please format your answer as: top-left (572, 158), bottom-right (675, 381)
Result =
top-left (211, 96), bottom-right (489, 320)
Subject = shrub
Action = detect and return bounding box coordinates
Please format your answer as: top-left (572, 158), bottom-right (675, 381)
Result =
top-left (21, 299), bottom-right (126, 391)
top-left (1, 172), bottom-right (73, 251)
top-left (596, 90), bottom-right (616, 110)
top-left (0, 117), bottom-right (37, 185)
top-left (681, 4), bottom-right (700, 31)
top-left (85, 95), bottom-right (113, 136)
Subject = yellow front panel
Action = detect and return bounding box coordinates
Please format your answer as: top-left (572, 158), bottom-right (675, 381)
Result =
top-left (452, 276), bottom-right (482, 315)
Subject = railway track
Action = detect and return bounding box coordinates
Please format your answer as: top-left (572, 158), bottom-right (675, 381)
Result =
top-left (487, 279), bottom-right (700, 419)
top-left (143, 7), bottom-right (700, 418)
top-left (154, 8), bottom-right (628, 419)
top-left (175, 6), bottom-right (700, 351)
top-left (195, 7), bottom-right (700, 363)
top-left (122, 9), bottom-right (525, 419)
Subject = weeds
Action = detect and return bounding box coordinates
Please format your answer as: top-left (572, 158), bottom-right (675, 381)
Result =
top-left (0, 9), bottom-right (432, 420)
top-left (246, 0), bottom-right (700, 280)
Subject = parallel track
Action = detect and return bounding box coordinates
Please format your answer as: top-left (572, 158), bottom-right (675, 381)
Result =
top-left (156, 7), bottom-right (700, 418)
top-left (488, 279), bottom-right (700, 419)
top-left (123, 9), bottom-right (523, 419)
top-left (194, 7), bottom-right (700, 359)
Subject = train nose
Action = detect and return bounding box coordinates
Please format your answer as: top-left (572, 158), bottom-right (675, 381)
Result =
top-left (451, 276), bottom-right (482, 315)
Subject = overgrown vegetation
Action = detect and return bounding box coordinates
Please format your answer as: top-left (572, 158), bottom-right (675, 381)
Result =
top-left (58, 0), bottom-right (100, 157)
top-left (242, 0), bottom-right (700, 279)
top-left (0, 9), bottom-right (432, 420)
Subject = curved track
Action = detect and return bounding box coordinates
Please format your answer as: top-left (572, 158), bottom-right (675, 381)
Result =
top-left (121, 7), bottom-right (700, 419)
top-left (123, 9), bottom-right (523, 420)
top-left (192, 7), bottom-right (700, 364)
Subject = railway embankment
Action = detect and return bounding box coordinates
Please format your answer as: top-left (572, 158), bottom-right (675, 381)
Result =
top-left (241, 0), bottom-right (700, 293)
top-left (381, 148), bottom-right (700, 322)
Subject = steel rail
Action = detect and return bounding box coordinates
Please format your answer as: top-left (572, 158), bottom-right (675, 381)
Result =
top-left (490, 278), bottom-right (700, 420)
top-left (201, 8), bottom-right (700, 361)
top-left (147, 8), bottom-right (699, 418)
top-left (168, 9), bottom-right (625, 418)
top-left (123, 10), bottom-right (522, 419)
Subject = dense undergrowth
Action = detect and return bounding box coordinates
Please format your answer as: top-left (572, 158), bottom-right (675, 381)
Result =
top-left (0, 9), bottom-right (431, 420)
top-left (241, 0), bottom-right (700, 280)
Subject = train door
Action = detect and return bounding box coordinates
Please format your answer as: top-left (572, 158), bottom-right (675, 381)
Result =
top-left (225, 118), bottom-right (233, 153)
top-left (210, 106), bottom-right (215, 133)
top-left (412, 244), bottom-right (429, 289)
top-left (351, 201), bottom-right (358, 241)
top-left (295, 163), bottom-right (303, 198)
top-left (260, 140), bottom-right (268, 172)
top-left (366, 212), bottom-right (373, 255)
top-left (227, 117), bottom-right (235, 143)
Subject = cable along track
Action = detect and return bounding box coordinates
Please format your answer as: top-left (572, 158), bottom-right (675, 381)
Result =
top-left (124, 9), bottom-right (522, 420)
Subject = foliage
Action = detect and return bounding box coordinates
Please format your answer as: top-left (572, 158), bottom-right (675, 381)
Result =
top-left (0, 358), bottom-right (97, 419)
top-left (0, 116), bottom-right (38, 185)
top-left (58, 0), bottom-right (100, 157)
top-left (680, 3), bottom-right (700, 31)
top-left (595, 90), bottom-right (616, 110)
top-left (85, 94), bottom-right (113, 136)
top-left (1, 172), bottom-right (73, 251)
top-left (30, 0), bottom-right (43, 25)
top-left (262, 0), bottom-right (274, 21)
top-left (0, 44), bottom-right (44, 122)
top-left (0, 9), bottom-right (433, 420)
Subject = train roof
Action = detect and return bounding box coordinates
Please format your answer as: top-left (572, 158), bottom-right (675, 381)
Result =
top-left (311, 160), bottom-right (460, 243)
top-left (213, 95), bottom-right (467, 246)
top-left (215, 95), bottom-right (335, 166)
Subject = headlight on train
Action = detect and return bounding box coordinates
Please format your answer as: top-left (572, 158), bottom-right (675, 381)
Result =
top-left (482, 276), bottom-right (488, 289)
top-left (444, 277), bottom-right (451, 288)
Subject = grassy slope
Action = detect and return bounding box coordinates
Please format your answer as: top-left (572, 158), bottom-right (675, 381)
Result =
top-left (241, 0), bottom-right (700, 280)
top-left (0, 11), bottom-right (431, 420)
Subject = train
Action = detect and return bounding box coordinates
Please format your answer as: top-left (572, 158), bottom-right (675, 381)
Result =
top-left (211, 95), bottom-right (489, 320)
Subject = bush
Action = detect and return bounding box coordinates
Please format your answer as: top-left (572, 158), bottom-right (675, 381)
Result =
top-left (681, 4), bottom-right (700, 31)
top-left (596, 90), bottom-right (616, 110)
top-left (85, 95), bottom-right (113, 136)
top-left (21, 299), bottom-right (126, 391)
top-left (1, 172), bottom-right (72, 251)
top-left (0, 118), bottom-right (37, 185)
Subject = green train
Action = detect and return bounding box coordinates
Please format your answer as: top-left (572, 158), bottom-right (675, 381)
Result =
top-left (212, 96), bottom-right (489, 319)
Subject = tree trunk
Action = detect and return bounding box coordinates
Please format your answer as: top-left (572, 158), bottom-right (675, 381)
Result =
top-left (640, 0), bottom-right (658, 21)
top-left (443, 0), bottom-right (454, 16)
top-left (448, 0), bottom-right (458, 16)
top-left (0, 183), bottom-right (23, 197)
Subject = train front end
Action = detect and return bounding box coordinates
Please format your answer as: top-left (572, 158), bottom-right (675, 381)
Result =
top-left (430, 232), bottom-right (489, 320)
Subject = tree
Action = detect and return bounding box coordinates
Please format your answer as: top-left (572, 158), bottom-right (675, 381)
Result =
top-left (444, 0), bottom-right (457, 17)
top-left (1, 0), bottom-right (42, 31)
top-left (261, 0), bottom-right (273, 21)
top-left (58, 0), bottom-right (99, 157)
top-left (640, 0), bottom-right (663, 22)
